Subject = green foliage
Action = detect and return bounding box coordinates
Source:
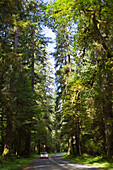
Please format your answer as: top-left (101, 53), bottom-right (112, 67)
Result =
top-left (0, 154), bottom-right (39, 170)
top-left (0, 0), bottom-right (55, 158)
top-left (47, 0), bottom-right (113, 158)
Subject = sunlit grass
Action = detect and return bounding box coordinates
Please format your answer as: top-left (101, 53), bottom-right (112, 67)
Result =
top-left (62, 153), bottom-right (113, 170)
top-left (0, 154), bottom-right (39, 170)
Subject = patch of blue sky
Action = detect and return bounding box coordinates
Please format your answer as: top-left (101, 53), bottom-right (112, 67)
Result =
top-left (43, 26), bottom-right (56, 53)
top-left (42, 0), bottom-right (56, 67)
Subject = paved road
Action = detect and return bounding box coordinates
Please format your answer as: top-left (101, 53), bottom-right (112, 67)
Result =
top-left (22, 153), bottom-right (101, 170)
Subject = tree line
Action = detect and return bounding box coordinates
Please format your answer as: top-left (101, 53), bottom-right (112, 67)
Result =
top-left (47, 0), bottom-right (113, 159)
top-left (0, 0), bottom-right (55, 157)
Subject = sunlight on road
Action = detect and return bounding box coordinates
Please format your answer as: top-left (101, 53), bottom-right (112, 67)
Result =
top-left (66, 163), bottom-right (92, 168)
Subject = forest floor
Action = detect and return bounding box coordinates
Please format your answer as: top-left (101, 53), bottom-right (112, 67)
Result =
top-left (62, 153), bottom-right (113, 170)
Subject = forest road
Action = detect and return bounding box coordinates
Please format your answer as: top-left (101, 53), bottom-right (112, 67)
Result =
top-left (22, 153), bottom-right (102, 170)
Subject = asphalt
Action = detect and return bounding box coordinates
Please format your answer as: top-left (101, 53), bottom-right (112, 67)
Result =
top-left (22, 153), bottom-right (102, 170)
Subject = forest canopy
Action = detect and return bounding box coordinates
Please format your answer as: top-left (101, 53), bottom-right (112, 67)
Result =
top-left (46, 0), bottom-right (113, 159)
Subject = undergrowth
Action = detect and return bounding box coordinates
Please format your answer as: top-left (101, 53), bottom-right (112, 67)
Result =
top-left (62, 153), bottom-right (113, 170)
top-left (0, 154), bottom-right (39, 170)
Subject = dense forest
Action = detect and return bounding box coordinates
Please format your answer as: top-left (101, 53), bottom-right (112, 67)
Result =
top-left (0, 0), bottom-right (113, 160)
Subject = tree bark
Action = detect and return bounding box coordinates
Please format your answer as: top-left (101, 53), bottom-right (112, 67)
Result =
top-left (68, 137), bottom-right (72, 155)
top-left (3, 112), bottom-right (13, 156)
top-left (85, 10), bottom-right (113, 158)
top-left (14, 27), bottom-right (19, 51)
top-left (68, 54), bottom-right (72, 73)
top-left (24, 130), bottom-right (31, 157)
top-left (66, 33), bottom-right (71, 73)
top-left (31, 25), bottom-right (35, 92)
top-left (75, 119), bottom-right (81, 156)
top-left (38, 140), bottom-right (41, 155)
top-left (71, 137), bottom-right (75, 155)
top-left (103, 72), bottom-right (113, 158)
top-left (0, 113), bottom-right (4, 154)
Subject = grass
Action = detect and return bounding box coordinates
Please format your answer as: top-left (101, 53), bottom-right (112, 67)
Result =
top-left (62, 153), bottom-right (113, 170)
top-left (0, 154), bottom-right (39, 170)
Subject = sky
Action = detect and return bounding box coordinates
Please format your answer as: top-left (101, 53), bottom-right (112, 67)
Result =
top-left (41, 0), bottom-right (56, 70)
top-left (42, 0), bottom-right (56, 53)
top-left (43, 26), bottom-right (56, 53)
top-left (42, 0), bottom-right (56, 87)
top-left (42, 0), bottom-right (56, 91)
top-left (43, 26), bottom-right (56, 78)
top-left (43, 0), bottom-right (52, 3)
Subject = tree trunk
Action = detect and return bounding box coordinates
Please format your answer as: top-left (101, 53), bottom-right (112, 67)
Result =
top-left (3, 112), bottom-right (13, 156)
top-left (65, 55), bottom-right (67, 65)
top-left (66, 33), bottom-right (71, 73)
top-left (0, 113), bottom-right (4, 154)
top-left (24, 130), bottom-right (31, 157)
top-left (68, 137), bottom-right (72, 155)
top-left (3, 27), bottom-right (20, 156)
top-left (38, 140), bottom-right (41, 155)
top-left (71, 137), bottom-right (75, 155)
top-left (68, 54), bottom-right (72, 73)
top-left (14, 27), bottom-right (19, 51)
top-left (31, 20), bottom-right (35, 92)
top-left (92, 13), bottom-right (113, 158)
top-left (75, 119), bottom-right (81, 156)
top-left (103, 74), bottom-right (113, 158)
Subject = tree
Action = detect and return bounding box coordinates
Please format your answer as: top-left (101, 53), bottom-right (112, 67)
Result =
top-left (0, 0), bottom-right (55, 157)
top-left (47, 0), bottom-right (113, 158)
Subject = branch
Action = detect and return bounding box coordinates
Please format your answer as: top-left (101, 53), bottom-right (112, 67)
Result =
top-left (92, 13), bottom-right (109, 53)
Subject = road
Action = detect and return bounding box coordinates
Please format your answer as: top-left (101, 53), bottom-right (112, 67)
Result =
top-left (22, 153), bottom-right (101, 170)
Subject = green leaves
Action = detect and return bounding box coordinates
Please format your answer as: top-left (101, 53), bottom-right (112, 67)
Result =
top-left (46, 0), bottom-right (113, 157)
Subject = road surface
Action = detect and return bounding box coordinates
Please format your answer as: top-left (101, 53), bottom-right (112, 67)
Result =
top-left (22, 153), bottom-right (102, 170)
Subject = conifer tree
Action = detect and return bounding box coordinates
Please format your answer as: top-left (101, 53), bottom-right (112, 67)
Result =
top-left (47, 0), bottom-right (113, 158)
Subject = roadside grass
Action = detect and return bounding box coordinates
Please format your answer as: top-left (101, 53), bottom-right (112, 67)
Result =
top-left (62, 153), bottom-right (113, 170)
top-left (0, 154), bottom-right (39, 170)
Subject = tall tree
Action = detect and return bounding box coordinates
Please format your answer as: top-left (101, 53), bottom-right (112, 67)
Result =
top-left (0, 0), bottom-right (55, 157)
top-left (47, 0), bottom-right (113, 158)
